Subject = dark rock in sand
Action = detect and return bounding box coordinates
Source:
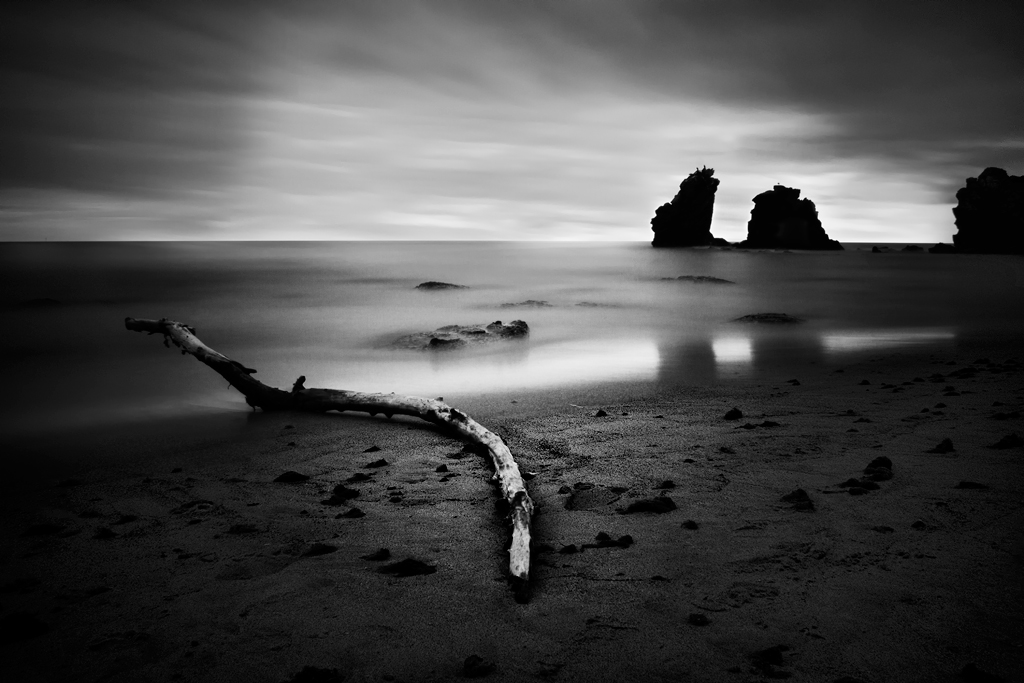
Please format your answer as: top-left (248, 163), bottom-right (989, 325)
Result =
top-left (392, 320), bottom-right (529, 350)
top-left (723, 407), bottom-right (743, 421)
top-left (558, 544), bottom-right (578, 554)
top-left (991, 411), bottom-right (1021, 420)
top-left (911, 520), bottom-right (928, 530)
top-left (651, 166), bottom-right (721, 247)
top-left (951, 167), bottom-right (1024, 254)
top-left (688, 613), bottom-right (710, 626)
top-left (682, 519), bottom-right (700, 530)
top-left (740, 184), bottom-right (843, 250)
top-left (337, 508), bottom-right (365, 518)
top-left (989, 433), bottom-right (1024, 449)
top-left (593, 409), bottom-right (608, 417)
top-left (360, 548), bottom-right (391, 561)
top-left (865, 456), bottom-right (893, 471)
top-left (93, 527), bottom-right (118, 539)
top-left (303, 543), bottom-right (338, 557)
top-left (582, 532), bottom-right (634, 549)
top-left (954, 481), bottom-right (990, 490)
top-left (364, 458), bottom-right (389, 468)
top-left (227, 524), bottom-right (260, 535)
top-left (274, 471), bottom-right (310, 483)
top-left (282, 665), bottom-right (346, 683)
top-left (733, 312), bottom-right (804, 324)
top-left (656, 480), bottom-right (676, 489)
top-left (435, 464), bottom-right (448, 473)
top-left (416, 281), bottom-right (468, 290)
top-left (321, 484), bottom-right (360, 506)
top-left (363, 445), bottom-right (381, 453)
top-left (848, 487), bottom-right (869, 496)
top-left (781, 489), bottom-right (815, 511)
top-left (927, 438), bottom-right (956, 454)
top-left (463, 654), bottom-right (497, 678)
top-left (872, 526), bottom-right (895, 534)
top-left (0, 611), bottom-right (50, 642)
top-left (621, 496), bottom-right (677, 514)
top-left (749, 644), bottom-right (792, 675)
top-left (379, 558), bottom-right (436, 577)
top-left (346, 472), bottom-right (372, 483)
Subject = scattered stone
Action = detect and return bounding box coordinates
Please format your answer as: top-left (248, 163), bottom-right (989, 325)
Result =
top-left (360, 548), bottom-right (391, 561)
top-left (719, 446), bottom-right (736, 454)
top-left (436, 464), bottom-right (449, 473)
top-left (363, 445), bottom-right (381, 453)
top-left (337, 508), bottom-right (365, 518)
top-left (303, 543), bottom-right (338, 557)
top-left (688, 613), bottom-right (710, 626)
top-left (911, 520), bottom-right (928, 530)
top-left (781, 489), bottom-right (814, 511)
top-left (858, 379), bottom-right (871, 385)
top-left (955, 481), bottom-right (989, 490)
top-left (226, 524), bottom-right (260, 535)
top-left (748, 644), bottom-right (793, 677)
top-left (656, 480), bottom-right (676, 489)
top-left (989, 433), bottom-right (1023, 449)
top-left (270, 471), bottom-right (309, 485)
top-left (321, 485), bottom-right (360, 506)
top-left (557, 544), bottom-right (578, 555)
top-left (582, 532), bottom-right (634, 550)
top-left (669, 275), bottom-right (735, 284)
top-left (724, 408), bottom-right (743, 420)
top-left (462, 654), bottom-right (497, 678)
top-left (557, 485), bottom-right (572, 494)
top-left (573, 482), bottom-right (595, 490)
top-left (760, 420), bottom-right (781, 428)
top-left (681, 520), bottom-right (699, 530)
top-left (593, 409), bottom-right (608, 417)
top-left (872, 526), bottom-right (895, 534)
top-left (848, 487), bottom-right (869, 496)
top-left (346, 472), bottom-right (373, 483)
top-left (927, 438), bottom-right (956, 454)
top-left (416, 281), bottom-right (467, 290)
top-left (364, 458), bottom-right (389, 468)
top-left (393, 320), bottom-right (529, 350)
top-left (992, 411), bottom-right (1021, 420)
top-left (621, 497), bottom-right (677, 514)
top-left (379, 558), bottom-right (436, 577)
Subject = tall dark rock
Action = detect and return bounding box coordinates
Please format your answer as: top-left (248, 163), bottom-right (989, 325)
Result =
top-left (952, 167), bottom-right (1024, 254)
top-left (740, 184), bottom-right (843, 250)
top-left (651, 167), bottom-right (720, 247)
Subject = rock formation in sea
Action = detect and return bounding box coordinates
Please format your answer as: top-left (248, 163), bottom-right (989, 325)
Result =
top-left (391, 320), bottom-right (529, 350)
top-left (650, 167), bottom-right (721, 247)
top-left (739, 185), bottom-right (843, 250)
top-left (951, 167), bottom-right (1024, 254)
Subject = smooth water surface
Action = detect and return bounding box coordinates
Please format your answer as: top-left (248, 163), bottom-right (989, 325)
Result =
top-left (2, 241), bottom-right (1022, 435)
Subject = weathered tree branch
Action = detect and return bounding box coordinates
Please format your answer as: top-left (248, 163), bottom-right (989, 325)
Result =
top-left (125, 317), bottom-right (534, 601)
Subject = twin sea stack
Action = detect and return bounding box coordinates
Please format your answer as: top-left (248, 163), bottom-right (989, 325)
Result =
top-left (650, 170), bottom-right (842, 250)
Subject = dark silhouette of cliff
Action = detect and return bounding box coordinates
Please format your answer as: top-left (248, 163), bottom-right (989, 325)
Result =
top-left (739, 185), bottom-right (843, 250)
top-left (951, 167), bottom-right (1024, 254)
top-left (651, 167), bottom-right (720, 247)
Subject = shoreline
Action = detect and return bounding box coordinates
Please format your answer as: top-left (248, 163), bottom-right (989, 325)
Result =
top-left (2, 345), bottom-right (1022, 681)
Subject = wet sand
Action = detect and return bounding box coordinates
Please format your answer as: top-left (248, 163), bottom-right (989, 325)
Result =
top-left (1, 347), bottom-right (1022, 682)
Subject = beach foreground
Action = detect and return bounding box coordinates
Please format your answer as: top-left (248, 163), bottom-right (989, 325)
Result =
top-left (2, 347), bottom-right (1022, 682)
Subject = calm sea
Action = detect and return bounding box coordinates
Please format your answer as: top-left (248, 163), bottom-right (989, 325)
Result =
top-left (2, 241), bottom-right (1022, 437)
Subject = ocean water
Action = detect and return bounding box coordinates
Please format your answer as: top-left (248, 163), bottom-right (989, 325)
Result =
top-left (2, 241), bottom-right (1022, 437)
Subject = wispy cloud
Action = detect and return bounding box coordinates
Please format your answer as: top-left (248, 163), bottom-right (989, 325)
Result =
top-left (2, 1), bottom-right (1021, 241)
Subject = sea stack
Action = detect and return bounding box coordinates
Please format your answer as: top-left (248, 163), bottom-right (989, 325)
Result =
top-left (951, 167), bottom-right (1024, 254)
top-left (740, 184), bottom-right (843, 250)
top-left (650, 167), bottom-right (721, 247)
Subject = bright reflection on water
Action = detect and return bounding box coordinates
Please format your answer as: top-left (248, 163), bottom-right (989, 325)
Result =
top-left (1, 241), bottom-right (1022, 434)
top-left (821, 329), bottom-right (956, 353)
top-left (711, 336), bottom-right (754, 364)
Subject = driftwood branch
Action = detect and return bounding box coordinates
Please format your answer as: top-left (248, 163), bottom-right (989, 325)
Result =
top-left (125, 317), bottom-right (534, 601)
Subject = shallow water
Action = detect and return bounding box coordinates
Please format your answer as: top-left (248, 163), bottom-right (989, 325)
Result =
top-left (2, 241), bottom-right (1022, 436)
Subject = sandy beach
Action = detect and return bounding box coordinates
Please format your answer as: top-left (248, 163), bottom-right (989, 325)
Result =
top-left (2, 341), bottom-right (1022, 683)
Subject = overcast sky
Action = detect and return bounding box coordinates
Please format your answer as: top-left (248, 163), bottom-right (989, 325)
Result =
top-left (1, 0), bottom-right (1022, 242)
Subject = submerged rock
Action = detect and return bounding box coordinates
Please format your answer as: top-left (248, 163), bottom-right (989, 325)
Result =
top-left (651, 167), bottom-right (721, 247)
top-left (740, 184), bottom-right (843, 250)
top-left (391, 320), bottom-right (529, 350)
top-left (662, 275), bottom-right (735, 284)
top-left (732, 313), bottom-right (805, 324)
top-left (952, 167), bottom-right (1024, 254)
top-left (415, 281), bottom-right (467, 290)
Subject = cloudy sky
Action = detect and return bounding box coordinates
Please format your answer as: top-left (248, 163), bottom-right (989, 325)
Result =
top-left (1, 0), bottom-right (1022, 242)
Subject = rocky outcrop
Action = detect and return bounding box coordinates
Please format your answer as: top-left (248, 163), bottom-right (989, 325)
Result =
top-left (651, 167), bottom-right (721, 247)
top-left (391, 320), bottom-right (528, 350)
top-left (952, 167), bottom-right (1024, 254)
top-left (739, 185), bottom-right (843, 250)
